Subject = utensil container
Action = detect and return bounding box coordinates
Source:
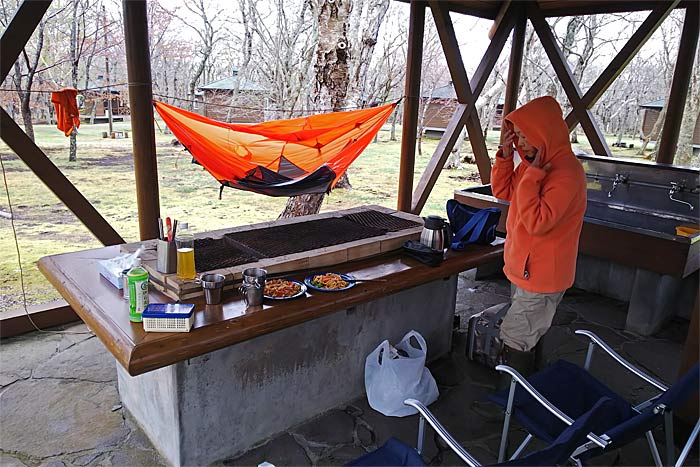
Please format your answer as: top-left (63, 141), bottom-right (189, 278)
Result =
top-left (157, 240), bottom-right (177, 274)
top-left (201, 273), bottom-right (226, 305)
top-left (240, 268), bottom-right (266, 307)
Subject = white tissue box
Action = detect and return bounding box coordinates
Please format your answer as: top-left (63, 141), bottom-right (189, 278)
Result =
top-left (97, 254), bottom-right (133, 289)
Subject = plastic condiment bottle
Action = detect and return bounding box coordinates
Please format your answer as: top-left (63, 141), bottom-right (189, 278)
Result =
top-left (175, 222), bottom-right (196, 280)
top-left (127, 258), bottom-right (149, 322)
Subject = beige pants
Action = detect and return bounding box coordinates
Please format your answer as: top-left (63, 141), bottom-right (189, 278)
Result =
top-left (499, 284), bottom-right (565, 352)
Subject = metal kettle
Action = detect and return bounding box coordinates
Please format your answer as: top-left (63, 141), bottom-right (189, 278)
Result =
top-left (420, 215), bottom-right (451, 251)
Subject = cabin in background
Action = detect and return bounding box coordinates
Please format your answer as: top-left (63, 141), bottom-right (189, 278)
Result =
top-left (640, 99), bottom-right (700, 154)
top-left (199, 70), bottom-right (269, 123)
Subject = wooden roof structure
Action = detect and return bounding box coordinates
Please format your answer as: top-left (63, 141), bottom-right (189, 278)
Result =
top-left (393, 0), bottom-right (697, 214)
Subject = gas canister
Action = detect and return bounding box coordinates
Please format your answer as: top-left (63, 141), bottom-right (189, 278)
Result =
top-left (127, 266), bottom-right (149, 322)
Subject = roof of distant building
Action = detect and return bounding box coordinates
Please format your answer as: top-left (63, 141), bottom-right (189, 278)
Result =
top-left (200, 75), bottom-right (268, 92)
top-left (640, 99), bottom-right (664, 109)
top-left (422, 82), bottom-right (504, 104)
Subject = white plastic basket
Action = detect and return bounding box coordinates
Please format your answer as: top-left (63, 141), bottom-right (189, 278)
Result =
top-left (142, 303), bottom-right (194, 333)
top-left (143, 315), bottom-right (194, 332)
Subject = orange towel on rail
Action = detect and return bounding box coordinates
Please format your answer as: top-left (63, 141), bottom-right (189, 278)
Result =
top-left (51, 88), bottom-right (80, 136)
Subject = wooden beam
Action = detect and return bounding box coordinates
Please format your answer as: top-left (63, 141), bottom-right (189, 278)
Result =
top-left (501, 3), bottom-right (527, 143)
top-left (398, 0), bottom-right (426, 213)
top-left (488, 0), bottom-right (511, 40)
top-left (528, 4), bottom-right (612, 157)
top-left (428, 0), bottom-right (490, 185)
top-left (1, 300), bottom-right (80, 338)
top-left (0, 107), bottom-right (124, 245)
top-left (411, 3), bottom-right (514, 214)
top-left (0, 0), bottom-right (52, 82)
top-left (122, 0), bottom-right (161, 240)
top-left (657, 2), bottom-right (700, 165)
top-left (564, 1), bottom-right (680, 129)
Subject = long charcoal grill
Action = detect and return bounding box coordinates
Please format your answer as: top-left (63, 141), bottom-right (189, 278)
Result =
top-left (126, 206), bottom-right (424, 302)
top-left (454, 154), bottom-right (699, 336)
top-left (194, 210), bottom-right (421, 271)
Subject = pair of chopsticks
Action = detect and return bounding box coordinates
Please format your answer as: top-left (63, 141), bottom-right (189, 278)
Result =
top-left (158, 217), bottom-right (178, 242)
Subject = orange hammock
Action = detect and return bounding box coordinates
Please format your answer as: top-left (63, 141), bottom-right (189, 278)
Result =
top-left (153, 100), bottom-right (397, 197)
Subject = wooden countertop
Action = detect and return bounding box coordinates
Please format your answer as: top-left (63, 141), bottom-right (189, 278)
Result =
top-left (39, 242), bottom-right (503, 376)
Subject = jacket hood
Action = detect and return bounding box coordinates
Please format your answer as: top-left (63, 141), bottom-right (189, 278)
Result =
top-left (504, 96), bottom-right (572, 165)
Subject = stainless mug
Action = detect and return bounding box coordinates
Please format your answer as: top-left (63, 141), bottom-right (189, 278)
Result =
top-left (239, 267), bottom-right (266, 307)
top-left (200, 273), bottom-right (226, 305)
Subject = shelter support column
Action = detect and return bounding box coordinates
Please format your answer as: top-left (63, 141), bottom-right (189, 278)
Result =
top-left (656, 2), bottom-right (699, 165)
top-left (398, 0), bottom-right (426, 213)
top-left (122, 0), bottom-right (160, 240)
top-left (500, 3), bottom-right (526, 142)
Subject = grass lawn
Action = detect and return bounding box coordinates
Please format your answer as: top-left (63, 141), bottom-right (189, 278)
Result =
top-left (0, 119), bottom-right (651, 311)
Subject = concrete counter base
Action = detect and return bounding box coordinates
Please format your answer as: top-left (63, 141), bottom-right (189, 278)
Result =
top-left (116, 276), bottom-right (457, 466)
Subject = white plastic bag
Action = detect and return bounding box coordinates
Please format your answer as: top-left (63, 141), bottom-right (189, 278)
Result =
top-left (364, 330), bottom-right (439, 417)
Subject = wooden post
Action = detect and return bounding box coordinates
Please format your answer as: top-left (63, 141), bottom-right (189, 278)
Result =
top-left (656, 2), bottom-right (700, 165)
top-left (122, 0), bottom-right (160, 240)
top-left (398, 1), bottom-right (426, 213)
top-left (500, 3), bottom-right (526, 143)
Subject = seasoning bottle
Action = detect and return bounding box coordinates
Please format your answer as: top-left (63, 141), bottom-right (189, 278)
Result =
top-left (175, 222), bottom-right (196, 280)
top-left (127, 258), bottom-right (149, 322)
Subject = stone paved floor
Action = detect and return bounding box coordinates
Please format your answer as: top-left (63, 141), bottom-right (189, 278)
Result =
top-left (1, 270), bottom-right (697, 467)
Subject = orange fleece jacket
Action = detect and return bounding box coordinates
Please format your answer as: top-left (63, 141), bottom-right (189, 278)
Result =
top-left (491, 96), bottom-right (587, 293)
top-left (51, 88), bottom-right (80, 137)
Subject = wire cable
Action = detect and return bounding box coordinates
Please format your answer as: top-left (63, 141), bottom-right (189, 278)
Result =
top-left (0, 154), bottom-right (92, 335)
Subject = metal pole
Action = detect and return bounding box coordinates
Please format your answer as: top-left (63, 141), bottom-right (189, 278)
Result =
top-left (397, 0), bottom-right (425, 213)
top-left (122, 0), bottom-right (160, 240)
top-left (656, 3), bottom-right (699, 164)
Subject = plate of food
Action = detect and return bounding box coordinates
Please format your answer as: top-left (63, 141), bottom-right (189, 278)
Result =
top-left (304, 272), bottom-right (356, 292)
top-left (263, 278), bottom-right (307, 300)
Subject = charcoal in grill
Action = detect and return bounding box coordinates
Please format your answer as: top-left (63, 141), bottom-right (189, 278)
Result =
top-left (225, 217), bottom-right (387, 258)
top-left (342, 209), bottom-right (422, 232)
top-left (194, 237), bottom-right (262, 271)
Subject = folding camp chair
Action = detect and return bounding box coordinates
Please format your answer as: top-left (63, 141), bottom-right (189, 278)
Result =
top-left (346, 396), bottom-right (617, 467)
top-left (488, 329), bottom-right (700, 467)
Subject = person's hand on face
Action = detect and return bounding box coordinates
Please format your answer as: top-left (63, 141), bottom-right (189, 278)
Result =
top-left (501, 126), bottom-right (516, 159)
top-left (529, 149), bottom-right (551, 172)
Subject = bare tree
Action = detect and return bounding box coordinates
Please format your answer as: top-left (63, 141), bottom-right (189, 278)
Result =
top-left (168, 0), bottom-right (229, 109)
top-left (675, 44), bottom-right (700, 167)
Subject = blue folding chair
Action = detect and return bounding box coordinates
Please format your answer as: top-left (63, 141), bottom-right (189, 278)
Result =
top-left (346, 396), bottom-right (618, 467)
top-left (488, 329), bottom-right (700, 467)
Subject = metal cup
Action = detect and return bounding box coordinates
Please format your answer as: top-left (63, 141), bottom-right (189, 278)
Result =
top-left (200, 273), bottom-right (226, 305)
top-left (239, 268), bottom-right (266, 307)
top-left (156, 239), bottom-right (177, 274)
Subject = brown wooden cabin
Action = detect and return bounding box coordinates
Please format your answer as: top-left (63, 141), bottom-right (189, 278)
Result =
top-left (640, 99), bottom-right (700, 154)
top-left (422, 81), bottom-right (503, 137)
top-left (79, 75), bottom-right (128, 123)
top-left (198, 72), bottom-right (268, 123)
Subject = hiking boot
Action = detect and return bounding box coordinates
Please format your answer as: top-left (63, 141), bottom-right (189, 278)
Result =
top-left (502, 345), bottom-right (536, 378)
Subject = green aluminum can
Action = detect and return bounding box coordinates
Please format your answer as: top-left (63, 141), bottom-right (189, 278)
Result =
top-left (127, 266), bottom-right (149, 322)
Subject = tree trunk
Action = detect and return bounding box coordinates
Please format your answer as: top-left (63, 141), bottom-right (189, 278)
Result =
top-left (390, 104), bottom-right (398, 141)
top-left (20, 93), bottom-right (34, 141)
top-left (675, 96), bottom-right (700, 166)
top-left (68, 0), bottom-right (79, 162)
top-left (280, 0), bottom-right (353, 218)
top-left (638, 106), bottom-right (667, 157)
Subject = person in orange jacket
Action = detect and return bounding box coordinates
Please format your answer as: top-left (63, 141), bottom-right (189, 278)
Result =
top-left (491, 96), bottom-right (587, 374)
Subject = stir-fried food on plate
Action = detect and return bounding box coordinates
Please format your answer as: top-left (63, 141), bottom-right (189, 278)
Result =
top-left (264, 279), bottom-right (302, 298)
top-left (311, 273), bottom-right (349, 289)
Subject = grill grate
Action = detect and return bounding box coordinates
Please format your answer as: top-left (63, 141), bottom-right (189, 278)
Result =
top-left (192, 210), bottom-right (421, 271)
top-left (342, 209), bottom-right (422, 232)
top-left (225, 217), bottom-right (387, 258)
top-left (194, 237), bottom-right (262, 272)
